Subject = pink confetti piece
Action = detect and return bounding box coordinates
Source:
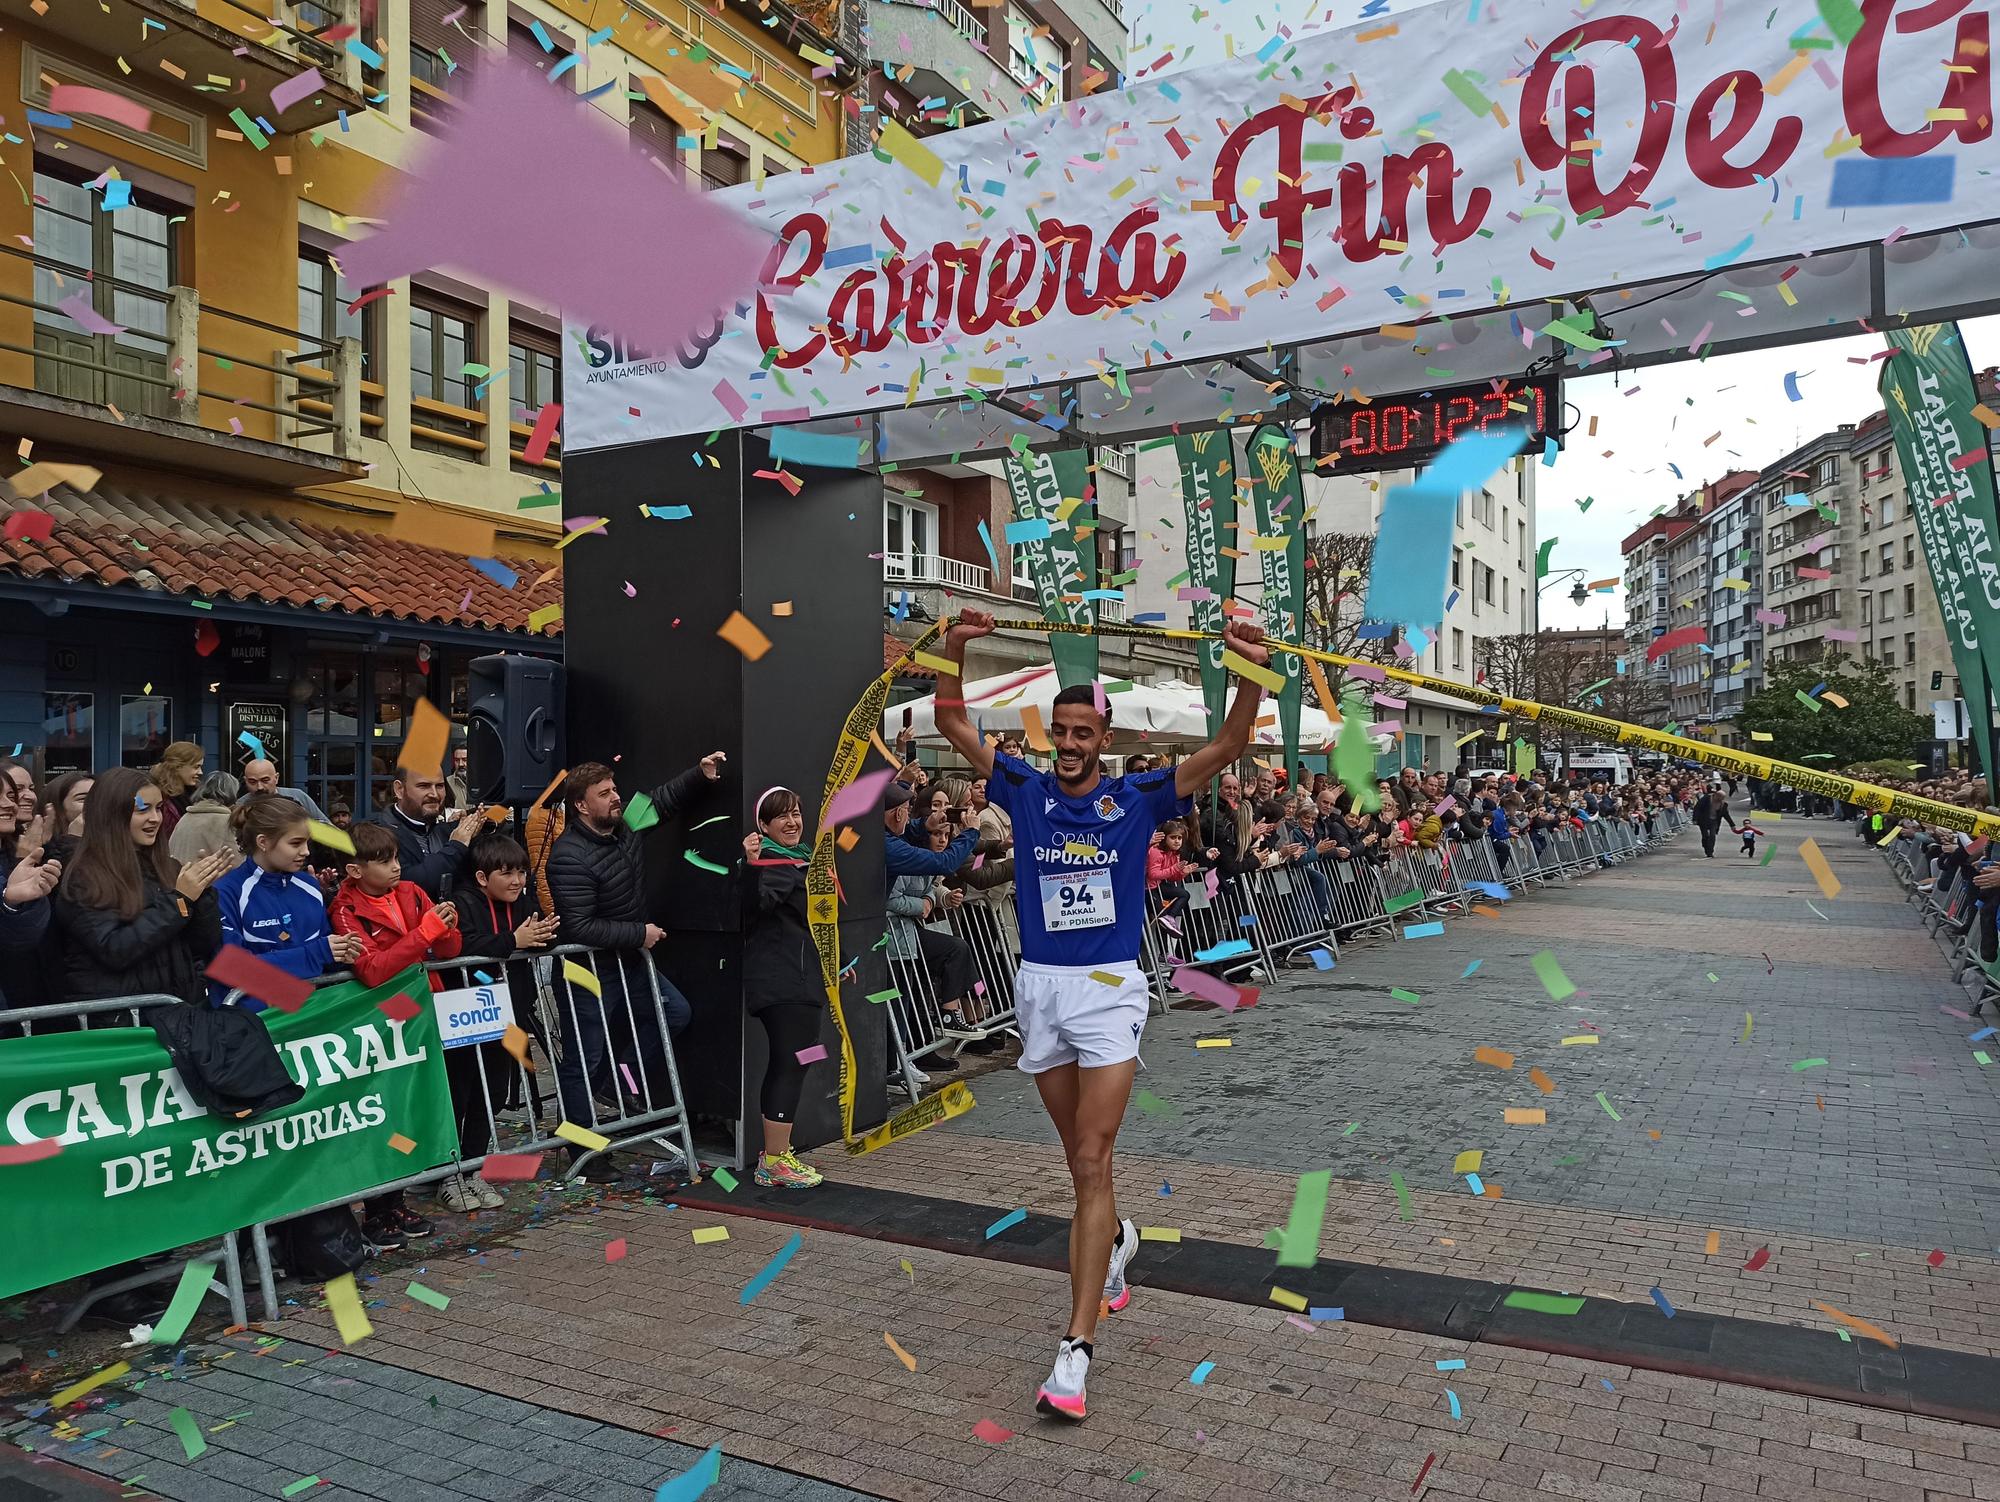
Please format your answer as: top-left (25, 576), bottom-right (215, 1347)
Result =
top-left (268, 66), bottom-right (326, 116)
top-left (794, 1044), bottom-right (829, 1065)
top-left (972, 1419), bottom-right (1013, 1444)
top-left (57, 293), bottom-right (124, 337)
top-left (48, 83), bottom-right (151, 132)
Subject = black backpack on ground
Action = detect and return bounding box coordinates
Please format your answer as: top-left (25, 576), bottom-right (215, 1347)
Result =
top-left (280, 1207), bottom-right (369, 1279)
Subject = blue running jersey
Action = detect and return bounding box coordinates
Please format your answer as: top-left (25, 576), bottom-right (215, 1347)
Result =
top-left (985, 752), bottom-right (1193, 967)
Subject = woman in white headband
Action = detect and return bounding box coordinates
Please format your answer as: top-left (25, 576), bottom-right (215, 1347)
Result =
top-left (737, 785), bottom-right (825, 1189)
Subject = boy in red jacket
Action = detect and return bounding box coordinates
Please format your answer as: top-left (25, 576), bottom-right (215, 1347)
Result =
top-left (329, 821), bottom-right (464, 1249)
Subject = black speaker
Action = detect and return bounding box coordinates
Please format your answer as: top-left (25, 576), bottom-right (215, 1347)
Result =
top-left (466, 654), bottom-right (565, 804)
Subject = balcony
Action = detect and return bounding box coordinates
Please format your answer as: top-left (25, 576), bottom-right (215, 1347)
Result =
top-left (868, 0), bottom-right (1001, 118)
top-left (0, 244), bottom-right (365, 488)
top-left (885, 551), bottom-right (1126, 627)
top-left (0, 0), bottom-right (369, 133)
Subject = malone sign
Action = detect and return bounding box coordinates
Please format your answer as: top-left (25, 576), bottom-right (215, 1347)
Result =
top-left (566, 0), bottom-right (1992, 449)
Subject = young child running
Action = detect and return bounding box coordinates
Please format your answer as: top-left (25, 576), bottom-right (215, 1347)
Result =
top-left (932, 607), bottom-right (1271, 1422)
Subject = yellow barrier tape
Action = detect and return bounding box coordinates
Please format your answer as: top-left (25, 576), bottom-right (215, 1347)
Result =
top-left (847, 1079), bottom-right (975, 1155)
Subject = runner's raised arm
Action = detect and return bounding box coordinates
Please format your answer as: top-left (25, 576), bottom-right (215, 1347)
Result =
top-left (1174, 619), bottom-right (1272, 800)
top-left (932, 609), bottom-right (998, 780)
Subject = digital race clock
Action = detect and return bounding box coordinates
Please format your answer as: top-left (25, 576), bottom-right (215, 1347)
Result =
top-left (1311, 375), bottom-right (1563, 475)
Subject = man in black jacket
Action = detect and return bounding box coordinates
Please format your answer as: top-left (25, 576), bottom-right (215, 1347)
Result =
top-left (544, 754), bottom-right (722, 1155)
top-left (379, 767), bottom-right (485, 900)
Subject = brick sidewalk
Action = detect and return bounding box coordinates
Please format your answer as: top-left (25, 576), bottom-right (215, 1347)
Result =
top-left (261, 1202), bottom-right (2000, 1502)
top-left (834, 824), bottom-right (2000, 1358)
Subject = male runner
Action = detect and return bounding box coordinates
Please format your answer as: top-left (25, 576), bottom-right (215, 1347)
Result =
top-left (933, 607), bottom-right (1272, 1420)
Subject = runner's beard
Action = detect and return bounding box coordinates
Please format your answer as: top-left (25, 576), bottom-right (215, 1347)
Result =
top-left (1055, 746), bottom-right (1098, 793)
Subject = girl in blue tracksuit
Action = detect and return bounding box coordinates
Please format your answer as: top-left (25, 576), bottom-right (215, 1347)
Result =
top-left (209, 794), bottom-right (361, 1010)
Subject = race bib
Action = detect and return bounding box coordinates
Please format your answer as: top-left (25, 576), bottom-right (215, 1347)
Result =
top-left (1040, 869), bottom-right (1116, 930)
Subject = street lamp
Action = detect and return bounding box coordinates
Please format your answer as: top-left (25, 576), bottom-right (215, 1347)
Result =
top-left (1538, 567), bottom-right (1591, 607)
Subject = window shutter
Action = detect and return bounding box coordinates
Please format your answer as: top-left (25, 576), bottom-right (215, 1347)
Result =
top-left (411, 0), bottom-right (477, 56)
top-left (630, 99), bottom-right (679, 170)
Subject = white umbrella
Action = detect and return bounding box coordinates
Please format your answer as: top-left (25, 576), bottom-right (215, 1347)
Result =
top-left (1147, 679), bottom-right (1342, 749)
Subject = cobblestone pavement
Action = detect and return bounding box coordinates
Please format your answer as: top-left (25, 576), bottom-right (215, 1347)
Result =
top-left (2, 1330), bottom-right (872, 1502)
top-left (834, 820), bottom-right (2000, 1355)
top-left (252, 1201), bottom-right (2000, 1502)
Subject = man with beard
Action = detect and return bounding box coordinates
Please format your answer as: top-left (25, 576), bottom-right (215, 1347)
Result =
top-left (931, 607), bottom-right (1272, 1423)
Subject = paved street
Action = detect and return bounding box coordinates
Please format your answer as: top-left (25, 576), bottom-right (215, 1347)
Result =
top-left (11, 812), bottom-right (2000, 1502)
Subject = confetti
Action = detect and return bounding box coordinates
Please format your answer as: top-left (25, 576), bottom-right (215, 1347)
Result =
top-left (325, 1272), bottom-right (374, 1346)
top-left (739, 1231), bottom-right (803, 1304)
top-left (884, 1331), bottom-right (918, 1371)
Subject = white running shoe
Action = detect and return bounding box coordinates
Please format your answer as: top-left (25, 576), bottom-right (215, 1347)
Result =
top-left (1035, 1337), bottom-right (1091, 1421)
top-left (438, 1175), bottom-right (481, 1213)
top-left (1103, 1217), bottom-right (1139, 1312)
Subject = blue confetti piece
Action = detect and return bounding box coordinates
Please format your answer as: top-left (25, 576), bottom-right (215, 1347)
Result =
top-left (653, 1443), bottom-right (721, 1502)
top-left (1005, 517), bottom-right (1052, 544)
top-left (345, 36), bottom-right (384, 67)
top-left (1460, 960), bottom-right (1482, 978)
top-left (768, 427), bottom-right (862, 469)
top-left (1600, 1378), bottom-right (1615, 1391)
top-left (1189, 1361), bottom-right (1215, 1385)
top-left (1702, 233), bottom-right (1755, 271)
top-left (644, 504), bottom-right (693, 519)
top-left (1649, 1286), bottom-right (1676, 1319)
top-left (1193, 939), bottom-right (1253, 963)
top-left (1972, 1027), bottom-right (1997, 1041)
top-left (102, 179), bottom-right (133, 211)
top-left (1783, 371), bottom-right (1804, 402)
top-left (528, 18), bottom-right (555, 49)
top-left (1465, 1173), bottom-right (1485, 1196)
top-left (1435, 1359), bottom-right (1466, 1371)
top-left (1158, 1181), bottom-right (1172, 1195)
top-left (1237, 912), bottom-right (1257, 928)
top-left (467, 556), bottom-right (518, 590)
top-left (1309, 948), bottom-right (1336, 970)
top-left (1402, 921), bottom-right (1444, 939)
top-left (26, 109), bottom-right (72, 129)
top-left (738, 1231), bottom-right (802, 1305)
top-left (1829, 154), bottom-right (1954, 207)
top-left (1157, 82), bottom-right (1179, 101)
top-left (985, 1207), bottom-right (1027, 1239)
top-left (1446, 1389), bottom-right (1462, 1420)
top-left (822, 243), bottom-right (878, 268)
top-left (236, 729), bottom-right (267, 759)
top-left (1308, 1306), bottom-right (1344, 1321)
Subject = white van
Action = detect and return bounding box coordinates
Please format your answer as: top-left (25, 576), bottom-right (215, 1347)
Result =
top-left (1562, 748), bottom-right (1636, 785)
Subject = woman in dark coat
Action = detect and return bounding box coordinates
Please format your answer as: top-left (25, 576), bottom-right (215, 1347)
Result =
top-left (53, 766), bottom-right (230, 1017)
top-left (738, 787), bottom-right (825, 1190)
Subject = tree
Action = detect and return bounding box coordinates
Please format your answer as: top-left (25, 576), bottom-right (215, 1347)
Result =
top-left (1300, 530), bottom-right (1392, 710)
top-left (1473, 630), bottom-right (1626, 767)
top-left (1738, 653), bottom-right (1929, 768)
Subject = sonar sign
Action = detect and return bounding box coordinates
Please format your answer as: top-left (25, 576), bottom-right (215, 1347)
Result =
top-left (566, 0), bottom-right (1992, 450)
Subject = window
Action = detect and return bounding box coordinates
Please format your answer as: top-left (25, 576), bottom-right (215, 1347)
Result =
top-left (41, 692), bottom-right (91, 776)
top-left (1450, 548), bottom-right (1462, 589)
top-left (508, 323), bottom-right (560, 471)
top-left (1502, 577), bottom-right (1511, 615)
top-left (885, 495), bottom-right (939, 575)
top-left (1476, 489), bottom-right (1496, 527)
top-left (1861, 593), bottom-right (1873, 626)
top-left (1007, 4), bottom-right (1066, 102)
top-left (1905, 536), bottom-right (1916, 570)
top-left (1907, 682), bottom-right (1918, 710)
top-left (1502, 504), bottom-right (1510, 543)
top-left (121, 695), bottom-right (171, 770)
top-left (1480, 564), bottom-right (1494, 604)
top-left (1880, 542), bottom-right (1894, 574)
top-left (629, 98), bottom-right (685, 179)
top-left (1452, 629), bottom-right (1464, 671)
top-left (297, 248), bottom-right (378, 403)
top-left (33, 162), bottom-right (177, 418)
top-left (1905, 583), bottom-right (1917, 616)
top-left (1880, 493), bottom-right (1897, 525)
top-left (1816, 455), bottom-right (1839, 488)
top-left (1879, 587), bottom-right (1895, 622)
top-left (1906, 632), bottom-right (1917, 667)
top-left (699, 139), bottom-right (750, 192)
top-left (508, 14), bottom-right (575, 88)
top-left (412, 0), bottom-right (479, 125)
top-left (1860, 552), bottom-right (1869, 581)
top-left (1518, 519), bottom-right (1527, 569)
top-left (409, 290), bottom-right (482, 457)
top-left (1880, 639), bottom-right (1896, 666)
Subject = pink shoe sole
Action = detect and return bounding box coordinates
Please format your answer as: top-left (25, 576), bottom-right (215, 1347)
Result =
top-left (1036, 1387), bottom-right (1087, 1421)
top-left (1104, 1287), bottom-right (1131, 1313)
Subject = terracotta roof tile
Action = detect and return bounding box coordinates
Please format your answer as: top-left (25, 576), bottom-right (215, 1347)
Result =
top-left (888, 632), bottom-right (935, 678)
top-left (0, 480), bottom-right (560, 636)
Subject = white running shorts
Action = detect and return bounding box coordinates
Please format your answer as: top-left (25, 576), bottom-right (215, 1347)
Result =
top-left (1015, 960), bottom-right (1149, 1074)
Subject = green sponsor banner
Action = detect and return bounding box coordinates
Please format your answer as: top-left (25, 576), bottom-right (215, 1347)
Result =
top-left (1002, 446), bottom-right (1098, 689)
top-left (1247, 423), bottom-right (1306, 776)
top-left (0, 966), bottom-right (452, 1299)
top-left (1880, 323), bottom-right (2000, 781)
top-left (1174, 429), bottom-right (1235, 737)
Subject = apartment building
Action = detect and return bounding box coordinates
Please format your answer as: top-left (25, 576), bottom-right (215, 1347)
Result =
top-left (1618, 512), bottom-right (1696, 727)
top-left (876, 0), bottom-right (1144, 709)
top-left (869, 0), bottom-right (1125, 129)
top-left (1121, 438), bottom-right (1540, 772)
top-left (1761, 425), bottom-right (1861, 673)
top-left (1704, 475), bottom-right (1765, 742)
top-left (1850, 406), bottom-right (1953, 715)
top-left (0, 0), bottom-right (847, 808)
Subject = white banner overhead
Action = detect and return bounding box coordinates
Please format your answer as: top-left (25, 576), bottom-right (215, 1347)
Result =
top-left (565, 0), bottom-right (1994, 453)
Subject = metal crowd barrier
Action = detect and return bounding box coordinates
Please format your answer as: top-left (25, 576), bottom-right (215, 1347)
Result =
top-left (884, 891), bottom-right (1023, 1095)
top-left (0, 990), bottom-right (253, 1331)
top-left (1141, 871), bottom-right (1271, 1010)
top-left (238, 940), bottom-right (698, 1320)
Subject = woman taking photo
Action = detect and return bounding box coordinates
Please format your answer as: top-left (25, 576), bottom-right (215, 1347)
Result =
top-left (54, 767), bottom-right (231, 1013)
top-left (737, 787), bottom-right (826, 1190)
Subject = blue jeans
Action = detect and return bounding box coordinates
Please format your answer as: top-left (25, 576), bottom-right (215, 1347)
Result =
top-left (552, 950), bottom-right (691, 1130)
